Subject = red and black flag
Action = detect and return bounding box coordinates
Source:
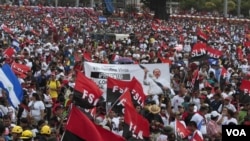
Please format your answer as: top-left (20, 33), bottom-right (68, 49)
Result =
top-left (130, 77), bottom-right (146, 107)
top-left (62, 105), bottom-right (126, 141)
top-left (190, 42), bottom-right (208, 62)
top-left (197, 28), bottom-right (208, 42)
top-left (106, 77), bottom-right (132, 103)
top-left (123, 102), bottom-right (150, 140)
top-left (109, 88), bottom-right (134, 114)
top-left (106, 77), bottom-right (133, 114)
top-left (206, 46), bottom-right (222, 59)
top-left (74, 72), bottom-right (103, 109)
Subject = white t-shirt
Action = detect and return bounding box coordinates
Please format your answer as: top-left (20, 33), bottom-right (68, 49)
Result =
top-left (143, 76), bottom-right (168, 95)
top-left (28, 101), bottom-right (45, 121)
top-left (191, 113), bottom-right (207, 135)
top-left (43, 94), bottom-right (53, 108)
top-left (156, 134), bottom-right (168, 141)
top-left (222, 117), bottom-right (238, 125)
top-left (171, 95), bottom-right (185, 112)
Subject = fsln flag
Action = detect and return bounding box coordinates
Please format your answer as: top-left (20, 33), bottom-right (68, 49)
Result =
top-left (106, 77), bottom-right (132, 102)
top-left (0, 64), bottom-right (23, 108)
top-left (61, 105), bottom-right (126, 141)
top-left (74, 71), bottom-right (103, 109)
top-left (176, 120), bottom-right (191, 139)
top-left (109, 88), bottom-right (133, 115)
top-left (130, 77), bottom-right (146, 107)
top-left (123, 102), bottom-right (150, 140)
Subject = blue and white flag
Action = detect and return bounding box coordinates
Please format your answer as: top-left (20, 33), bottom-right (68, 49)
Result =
top-left (0, 64), bottom-right (23, 108)
top-left (11, 39), bottom-right (20, 52)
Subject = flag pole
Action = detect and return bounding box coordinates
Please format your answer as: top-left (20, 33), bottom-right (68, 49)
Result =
top-left (175, 119), bottom-right (177, 141)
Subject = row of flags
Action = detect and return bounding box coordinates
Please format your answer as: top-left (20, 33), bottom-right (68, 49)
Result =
top-left (62, 69), bottom-right (204, 140)
top-left (70, 72), bottom-right (150, 139)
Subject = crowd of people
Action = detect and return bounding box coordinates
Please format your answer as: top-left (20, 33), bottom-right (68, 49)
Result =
top-left (0, 3), bottom-right (249, 141)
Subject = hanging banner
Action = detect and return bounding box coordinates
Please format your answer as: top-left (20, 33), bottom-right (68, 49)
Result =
top-left (84, 62), bottom-right (170, 100)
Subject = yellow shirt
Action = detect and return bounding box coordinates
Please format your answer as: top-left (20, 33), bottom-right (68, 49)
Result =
top-left (48, 80), bottom-right (60, 98)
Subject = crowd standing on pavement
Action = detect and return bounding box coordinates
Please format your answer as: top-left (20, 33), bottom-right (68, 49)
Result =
top-left (0, 2), bottom-right (250, 141)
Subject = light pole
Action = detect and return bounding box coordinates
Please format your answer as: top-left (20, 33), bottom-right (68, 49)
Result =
top-left (237, 0), bottom-right (241, 18)
top-left (223, 0), bottom-right (228, 17)
top-left (76, 0), bottom-right (79, 7)
top-left (90, 0), bottom-right (95, 7)
top-left (55, 0), bottom-right (58, 7)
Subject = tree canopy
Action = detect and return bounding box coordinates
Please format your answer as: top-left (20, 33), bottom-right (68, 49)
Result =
top-left (141, 0), bottom-right (250, 17)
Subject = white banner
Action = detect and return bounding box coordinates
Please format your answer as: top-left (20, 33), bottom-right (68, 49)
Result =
top-left (84, 62), bottom-right (170, 99)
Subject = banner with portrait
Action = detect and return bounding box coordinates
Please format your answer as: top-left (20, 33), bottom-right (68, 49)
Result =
top-left (84, 62), bottom-right (170, 100)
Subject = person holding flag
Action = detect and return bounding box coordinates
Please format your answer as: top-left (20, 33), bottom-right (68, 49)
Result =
top-left (190, 105), bottom-right (208, 139)
top-left (187, 121), bottom-right (204, 141)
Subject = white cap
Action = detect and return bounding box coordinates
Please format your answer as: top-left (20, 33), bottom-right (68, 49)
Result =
top-left (211, 111), bottom-right (220, 118)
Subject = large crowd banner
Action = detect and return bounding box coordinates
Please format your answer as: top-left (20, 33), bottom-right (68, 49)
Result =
top-left (84, 62), bottom-right (170, 100)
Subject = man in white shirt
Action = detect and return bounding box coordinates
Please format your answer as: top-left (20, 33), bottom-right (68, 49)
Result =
top-left (190, 105), bottom-right (209, 136)
top-left (143, 68), bottom-right (169, 105)
top-left (171, 87), bottom-right (186, 111)
top-left (143, 68), bottom-right (169, 95)
top-left (218, 97), bottom-right (237, 113)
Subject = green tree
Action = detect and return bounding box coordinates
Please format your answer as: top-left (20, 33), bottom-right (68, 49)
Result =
top-left (241, 0), bottom-right (250, 17)
top-left (179, 0), bottom-right (206, 12)
top-left (209, 0), bottom-right (224, 13)
top-left (140, 0), bottom-right (168, 20)
top-left (205, 1), bottom-right (216, 11)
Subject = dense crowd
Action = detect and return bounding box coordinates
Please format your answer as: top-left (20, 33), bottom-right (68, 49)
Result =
top-left (0, 4), bottom-right (249, 141)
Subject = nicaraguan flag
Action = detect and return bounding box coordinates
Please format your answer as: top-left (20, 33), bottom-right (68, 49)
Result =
top-left (11, 39), bottom-right (20, 52)
top-left (0, 64), bottom-right (23, 108)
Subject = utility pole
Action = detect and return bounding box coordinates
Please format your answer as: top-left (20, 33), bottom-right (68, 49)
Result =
top-left (237, 0), bottom-right (241, 18)
top-left (223, 0), bottom-right (228, 17)
top-left (55, 0), bottom-right (58, 7)
top-left (76, 0), bottom-right (79, 7)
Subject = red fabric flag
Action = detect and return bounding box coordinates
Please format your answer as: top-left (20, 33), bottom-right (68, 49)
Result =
top-left (3, 47), bottom-right (15, 58)
top-left (62, 106), bottom-right (126, 141)
top-left (115, 89), bottom-right (134, 112)
top-left (11, 62), bottom-right (31, 78)
top-left (237, 47), bottom-right (243, 61)
top-left (197, 28), bottom-right (208, 41)
top-left (191, 69), bottom-right (199, 86)
top-left (130, 77), bottom-right (146, 107)
top-left (176, 120), bottom-right (191, 139)
top-left (124, 102), bottom-right (150, 139)
top-left (206, 46), bottom-right (222, 59)
top-left (158, 56), bottom-right (172, 65)
top-left (191, 43), bottom-right (207, 58)
top-left (74, 72), bottom-right (103, 108)
top-left (191, 131), bottom-right (204, 141)
top-left (1, 24), bottom-right (13, 34)
top-left (83, 52), bottom-right (92, 62)
top-left (106, 77), bottom-right (132, 102)
top-left (240, 79), bottom-right (250, 94)
top-left (221, 67), bottom-right (227, 79)
top-left (244, 41), bottom-right (250, 47)
top-left (106, 77), bottom-right (133, 114)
